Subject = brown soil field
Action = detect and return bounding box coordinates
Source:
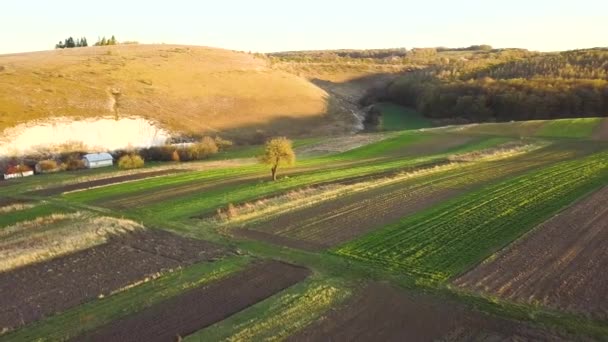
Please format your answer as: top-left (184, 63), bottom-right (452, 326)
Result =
top-left (0, 197), bottom-right (30, 207)
top-left (0, 229), bottom-right (227, 330)
top-left (28, 169), bottom-right (186, 196)
top-left (290, 283), bottom-right (571, 341)
top-left (454, 186), bottom-right (608, 319)
top-left (242, 147), bottom-right (577, 250)
top-left (592, 118), bottom-right (608, 140)
top-left (74, 260), bottom-right (310, 342)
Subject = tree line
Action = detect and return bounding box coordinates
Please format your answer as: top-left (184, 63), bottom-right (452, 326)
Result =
top-left (55, 35), bottom-right (118, 49)
top-left (367, 48), bottom-right (608, 122)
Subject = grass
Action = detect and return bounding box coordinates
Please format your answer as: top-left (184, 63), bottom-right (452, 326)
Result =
top-left (0, 256), bottom-right (251, 342)
top-left (186, 277), bottom-right (351, 341)
top-left (0, 45), bottom-right (334, 139)
top-left (0, 203), bottom-right (73, 228)
top-left (374, 102), bottom-right (432, 131)
top-left (536, 117), bottom-right (603, 138)
top-left (335, 150), bottom-right (608, 281)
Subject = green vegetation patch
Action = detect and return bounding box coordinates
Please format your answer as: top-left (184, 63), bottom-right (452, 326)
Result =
top-left (536, 118), bottom-right (603, 139)
top-left (0, 256), bottom-right (251, 342)
top-left (375, 103), bottom-right (432, 131)
top-left (335, 151), bottom-right (608, 281)
top-left (0, 203), bottom-right (73, 229)
top-left (186, 278), bottom-right (351, 341)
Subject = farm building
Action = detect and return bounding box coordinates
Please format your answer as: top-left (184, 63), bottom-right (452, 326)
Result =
top-left (3, 165), bottom-right (34, 180)
top-left (82, 153), bottom-right (113, 169)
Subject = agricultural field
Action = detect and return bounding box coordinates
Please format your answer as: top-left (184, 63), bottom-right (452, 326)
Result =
top-left (454, 186), bottom-right (608, 319)
top-left (2, 119), bottom-right (608, 341)
top-left (335, 150), bottom-right (608, 280)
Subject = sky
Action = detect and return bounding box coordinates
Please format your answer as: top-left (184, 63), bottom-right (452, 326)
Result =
top-left (0, 0), bottom-right (607, 54)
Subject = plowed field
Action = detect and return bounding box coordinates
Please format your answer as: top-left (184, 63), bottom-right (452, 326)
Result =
top-left (75, 261), bottom-right (310, 342)
top-left (455, 186), bottom-right (608, 319)
top-left (290, 283), bottom-right (569, 341)
top-left (0, 230), bottom-right (226, 330)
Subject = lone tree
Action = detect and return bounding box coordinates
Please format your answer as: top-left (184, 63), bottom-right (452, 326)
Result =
top-left (259, 137), bottom-right (295, 181)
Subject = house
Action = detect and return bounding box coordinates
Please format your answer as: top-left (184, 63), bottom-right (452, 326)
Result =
top-left (82, 153), bottom-right (113, 169)
top-left (3, 165), bottom-right (34, 180)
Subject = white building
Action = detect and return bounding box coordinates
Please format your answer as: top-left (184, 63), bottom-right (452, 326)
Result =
top-left (82, 153), bottom-right (114, 169)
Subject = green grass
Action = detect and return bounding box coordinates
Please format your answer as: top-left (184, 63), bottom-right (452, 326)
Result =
top-left (186, 277), bottom-right (351, 341)
top-left (375, 103), bottom-right (432, 131)
top-left (0, 203), bottom-right (73, 228)
top-left (536, 117), bottom-right (603, 139)
top-left (335, 150), bottom-right (608, 281)
top-left (0, 256), bottom-right (251, 342)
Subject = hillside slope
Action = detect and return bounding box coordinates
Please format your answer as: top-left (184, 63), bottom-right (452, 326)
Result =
top-left (0, 45), bottom-right (355, 143)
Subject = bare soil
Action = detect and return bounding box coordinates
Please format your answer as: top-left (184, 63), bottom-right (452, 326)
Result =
top-left (74, 260), bottom-right (310, 342)
top-left (28, 169), bottom-right (186, 196)
top-left (454, 186), bottom-right (608, 319)
top-left (592, 118), bottom-right (608, 140)
top-left (0, 229), bottom-right (227, 330)
top-left (0, 198), bottom-right (31, 208)
top-left (290, 283), bottom-right (571, 341)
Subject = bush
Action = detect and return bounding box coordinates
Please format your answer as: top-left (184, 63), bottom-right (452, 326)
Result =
top-left (64, 155), bottom-right (85, 171)
top-left (38, 160), bottom-right (58, 172)
top-left (177, 137), bottom-right (219, 161)
top-left (118, 154), bottom-right (145, 170)
top-left (214, 136), bottom-right (233, 150)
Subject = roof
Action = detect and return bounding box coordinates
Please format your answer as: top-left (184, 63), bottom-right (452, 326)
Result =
top-left (82, 153), bottom-right (113, 162)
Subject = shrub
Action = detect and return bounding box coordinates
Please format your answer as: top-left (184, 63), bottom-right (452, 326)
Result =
top-left (38, 160), bottom-right (58, 172)
top-left (197, 136), bottom-right (219, 157)
top-left (65, 155), bottom-right (85, 171)
top-left (214, 136), bottom-right (233, 150)
top-left (118, 154), bottom-right (145, 170)
top-left (171, 150), bottom-right (180, 162)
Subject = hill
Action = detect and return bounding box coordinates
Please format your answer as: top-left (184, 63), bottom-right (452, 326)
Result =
top-left (0, 45), bottom-right (356, 145)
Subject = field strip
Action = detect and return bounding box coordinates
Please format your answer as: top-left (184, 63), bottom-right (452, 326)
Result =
top-left (454, 186), bottom-right (608, 319)
top-left (135, 137), bottom-right (518, 222)
top-left (334, 150), bottom-right (608, 281)
top-left (0, 213), bottom-right (143, 272)
top-left (27, 169), bottom-right (188, 197)
top-left (0, 256), bottom-right (250, 342)
top-left (0, 229), bottom-right (228, 332)
top-left (0, 203), bottom-right (74, 229)
top-left (185, 278), bottom-right (352, 341)
top-left (289, 282), bottom-right (569, 341)
top-left (74, 260), bottom-right (310, 342)
top-left (237, 145), bottom-right (578, 250)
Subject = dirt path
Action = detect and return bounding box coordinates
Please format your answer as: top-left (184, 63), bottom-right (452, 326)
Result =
top-left (454, 186), bottom-right (608, 319)
top-left (290, 283), bottom-right (569, 341)
top-left (0, 230), bottom-right (227, 330)
top-left (74, 261), bottom-right (310, 342)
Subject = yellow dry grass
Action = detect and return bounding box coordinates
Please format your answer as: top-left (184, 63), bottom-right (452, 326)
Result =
top-left (0, 45), bottom-right (343, 139)
top-left (0, 203), bottom-right (37, 214)
top-left (0, 212), bottom-right (143, 272)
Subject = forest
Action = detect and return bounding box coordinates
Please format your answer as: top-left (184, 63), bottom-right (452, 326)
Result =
top-left (362, 48), bottom-right (608, 122)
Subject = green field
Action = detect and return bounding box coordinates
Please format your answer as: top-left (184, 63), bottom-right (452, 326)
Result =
top-left (3, 118), bottom-right (608, 341)
top-left (374, 102), bottom-right (432, 131)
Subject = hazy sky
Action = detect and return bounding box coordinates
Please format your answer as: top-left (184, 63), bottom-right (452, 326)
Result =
top-left (1, 0), bottom-right (606, 54)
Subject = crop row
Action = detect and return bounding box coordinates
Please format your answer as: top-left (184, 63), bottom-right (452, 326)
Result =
top-left (261, 146), bottom-right (576, 245)
top-left (334, 150), bottom-right (608, 281)
top-left (130, 137), bottom-right (515, 222)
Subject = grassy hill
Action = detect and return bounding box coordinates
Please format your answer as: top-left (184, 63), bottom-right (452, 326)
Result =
top-left (0, 45), bottom-right (357, 143)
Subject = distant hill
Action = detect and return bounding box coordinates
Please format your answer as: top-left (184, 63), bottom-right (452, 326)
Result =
top-left (0, 45), bottom-right (356, 144)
